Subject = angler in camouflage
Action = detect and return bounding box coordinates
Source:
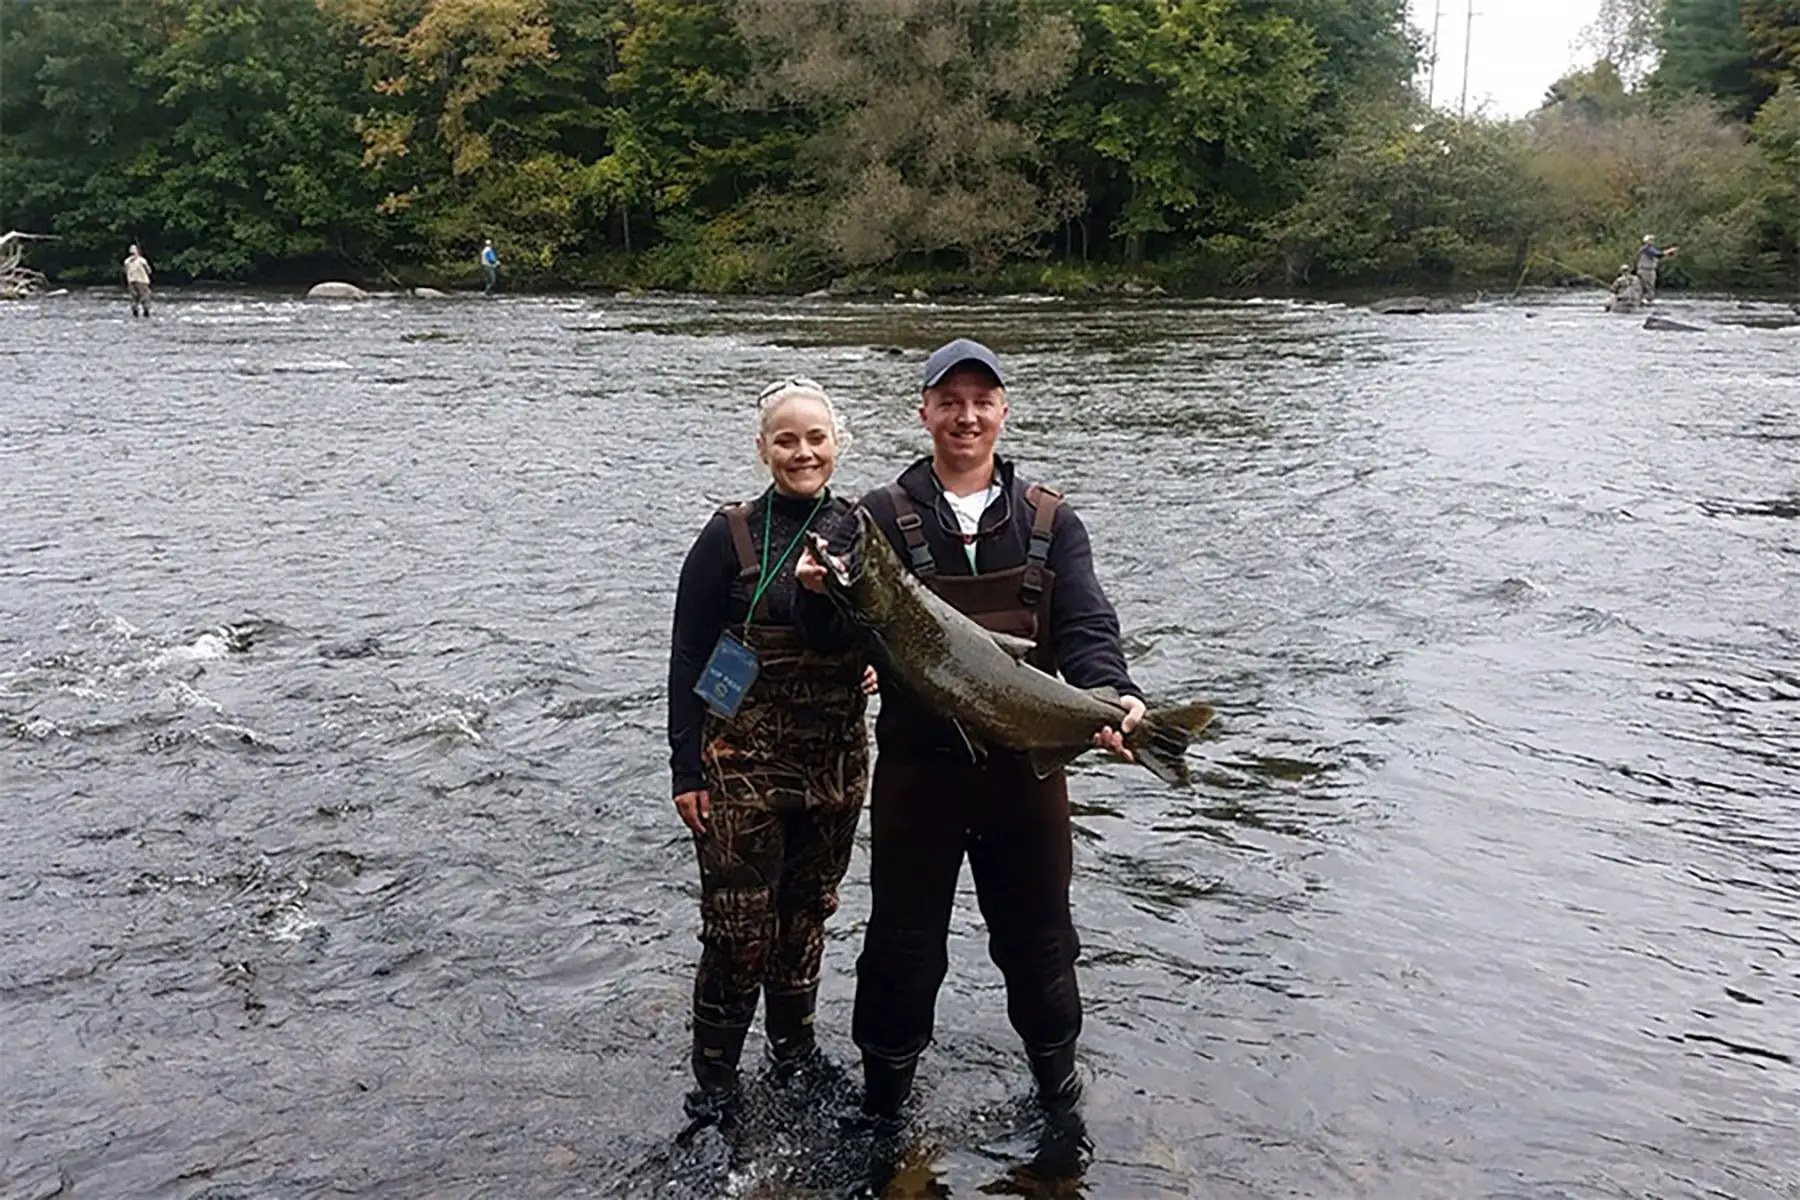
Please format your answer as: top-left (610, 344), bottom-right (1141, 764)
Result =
top-left (666, 377), bottom-right (872, 1128)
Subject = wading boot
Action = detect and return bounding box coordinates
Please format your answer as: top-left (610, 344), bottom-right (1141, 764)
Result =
top-left (684, 1017), bottom-right (749, 1127)
top-left (765, 986), bottom-right (819, 1066)
top-left (1026, 1041), bottom-right (1083, 1115)
top-left (857, 1052), bottom-right (918, 1126)
top-left (766, 986), bottom-right (847, 1096)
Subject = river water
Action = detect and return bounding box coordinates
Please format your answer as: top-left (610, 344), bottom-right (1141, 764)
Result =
top-left (2, 287), bottom-right (1796, 1199)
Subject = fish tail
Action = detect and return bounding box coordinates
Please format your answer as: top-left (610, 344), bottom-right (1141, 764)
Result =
top-left (1131, 702), bottom-right (1216, 788)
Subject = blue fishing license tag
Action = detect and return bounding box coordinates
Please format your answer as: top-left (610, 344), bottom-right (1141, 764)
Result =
top-left (695, 632), bottom-right (760, 719)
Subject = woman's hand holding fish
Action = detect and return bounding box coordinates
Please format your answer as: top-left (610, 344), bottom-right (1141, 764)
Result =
top-left (796, 546), bottom-right (833, 594)
top-left (1093, 695), bottom-right (1146, 761)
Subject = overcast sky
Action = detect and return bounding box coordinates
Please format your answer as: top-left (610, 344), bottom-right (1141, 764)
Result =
top-left (1409, 0), bottom-right (1607, 117)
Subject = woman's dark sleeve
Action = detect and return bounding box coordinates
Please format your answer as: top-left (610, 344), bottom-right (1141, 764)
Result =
top-left (668, 513), bottom-right (734, 797)
top-left (792, 502), bottom-right (863, 654)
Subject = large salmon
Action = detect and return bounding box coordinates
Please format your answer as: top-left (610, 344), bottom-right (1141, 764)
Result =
top-left (806, 509), bottom-right (1214, 787)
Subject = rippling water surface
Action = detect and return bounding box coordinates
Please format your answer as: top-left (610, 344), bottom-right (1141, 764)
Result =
top-left (3, 287), bottom-right (1798, 1199)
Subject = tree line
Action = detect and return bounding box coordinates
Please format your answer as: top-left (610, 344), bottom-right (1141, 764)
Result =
top-left (0, 0), bottom-right (1794, 293)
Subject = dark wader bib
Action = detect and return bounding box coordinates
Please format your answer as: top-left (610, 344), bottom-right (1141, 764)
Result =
top-left (690, 503), bottom-right (869, 1084)
top-left (853, 484), bottom-right (1085, 1089)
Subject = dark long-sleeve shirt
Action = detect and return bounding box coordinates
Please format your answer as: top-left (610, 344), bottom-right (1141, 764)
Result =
top-left (858, 455), bottom-right (1140, 751)
top-left (667, 487), bottom-right (859, 796)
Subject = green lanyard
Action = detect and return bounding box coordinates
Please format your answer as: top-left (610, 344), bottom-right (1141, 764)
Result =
top-left (748, 492), bottom-right (828, 618)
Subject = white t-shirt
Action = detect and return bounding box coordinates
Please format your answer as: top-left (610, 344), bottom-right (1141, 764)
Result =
top-left (944, 485), bottom-right (999, 571)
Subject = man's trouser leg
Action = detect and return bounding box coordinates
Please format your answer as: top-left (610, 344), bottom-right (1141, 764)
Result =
top-left (852, 754), bottom-right (965, 1116)
top-left (1638, 267), bottom-right (1656, 302)
top-left (967, 756), bottom-right (1084, 1109)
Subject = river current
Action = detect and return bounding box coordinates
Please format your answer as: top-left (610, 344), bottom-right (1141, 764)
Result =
top-left (2, 288), bottom-right (1797, 1199)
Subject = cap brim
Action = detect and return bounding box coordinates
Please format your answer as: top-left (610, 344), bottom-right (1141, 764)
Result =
top-left (924, 358), bottom-right (1004, 389)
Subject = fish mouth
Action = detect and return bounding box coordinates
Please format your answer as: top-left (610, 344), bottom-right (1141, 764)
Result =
top-left (804, 529), bottom-right (858, 592)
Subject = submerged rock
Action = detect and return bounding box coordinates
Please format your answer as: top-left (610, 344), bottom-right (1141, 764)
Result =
top-left (1371, 295), bottom-right (1463, 315)
top-left (410, 286), bottom-right (450, 299)
top-left (1712, 313), bottom-right (1800, 330)
top-left (1644, 316), bottom-right (1704, 332)
top-left (306, 281), bottom-right (367, 300)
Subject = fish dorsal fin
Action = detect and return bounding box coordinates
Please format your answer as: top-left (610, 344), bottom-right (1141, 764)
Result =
top-left (1027, 745), bottom-right (1088, 779)
top-left (990, 631), bottom-right (1037, 659)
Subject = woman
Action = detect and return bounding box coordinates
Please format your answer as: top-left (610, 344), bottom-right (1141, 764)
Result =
top-left (666, 377), bottom-right (871, 1124)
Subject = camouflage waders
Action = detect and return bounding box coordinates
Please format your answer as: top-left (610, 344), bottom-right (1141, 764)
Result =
top-left (689, 504), bottom-right (868, 1106)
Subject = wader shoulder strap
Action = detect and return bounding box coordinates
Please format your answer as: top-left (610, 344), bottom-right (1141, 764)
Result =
top-left (886, 483), bottom-right (937, 580)
top-left (1020, 484), bottom-right (1062, 607)
top-left (721, 503), bottom-right (769, 620)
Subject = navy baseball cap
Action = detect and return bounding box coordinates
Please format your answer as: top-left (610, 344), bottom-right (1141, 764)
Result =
top-left (922, 338), bottom-right (1007, 390)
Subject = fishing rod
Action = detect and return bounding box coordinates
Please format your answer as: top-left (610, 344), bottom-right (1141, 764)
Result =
top-left (1510, 252), bottom-right (1614, 297)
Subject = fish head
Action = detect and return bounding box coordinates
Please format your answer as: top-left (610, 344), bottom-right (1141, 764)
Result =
top-left (803, 528), bottom-right (855, 593)
top-left (805, 507), bottom-right (913, 632)
top-left (845, 505), bottom-right (913, 624)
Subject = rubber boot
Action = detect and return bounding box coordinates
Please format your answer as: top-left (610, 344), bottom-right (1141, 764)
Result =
top-left (685, 1017), bottom-right (749, 1124)
top-left (1026, 1041), bottom-right (1083, 1114)
top-left (859, 1052), bottom-right (918, 1124)
top-left (765, 986), bottom-right (819, 1064)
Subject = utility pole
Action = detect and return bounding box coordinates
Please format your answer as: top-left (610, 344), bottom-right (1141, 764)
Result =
top-left (1426, 1), bottom-right (1444, 107)
top-left (1459, 0), bottom-right (1477, 118)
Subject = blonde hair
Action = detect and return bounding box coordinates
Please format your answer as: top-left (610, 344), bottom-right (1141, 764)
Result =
top-left (756, 376), bottom-right (853, 453)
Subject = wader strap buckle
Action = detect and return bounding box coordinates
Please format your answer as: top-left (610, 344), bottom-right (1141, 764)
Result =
top-left (887, 483), bottom-right (937, 580)
top-left (1020, 484), bottom-right (1062, 606)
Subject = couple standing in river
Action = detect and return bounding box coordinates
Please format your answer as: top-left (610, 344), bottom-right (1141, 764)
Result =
top-left (665, 338), bottom-right (1147, 1139)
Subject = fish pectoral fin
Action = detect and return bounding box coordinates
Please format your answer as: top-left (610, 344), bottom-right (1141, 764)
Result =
top-left (950, 718), bottom-right (988, 763)
top-left (1027, 745), bottom-right (1089, 779)
top-left (988, 631), bottom-right (1037, 659)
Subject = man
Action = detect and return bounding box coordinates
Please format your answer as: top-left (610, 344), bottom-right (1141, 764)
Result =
top-left (1608, 263), bottom-right (1645, 312)
top-left (1635, 234), bottom-right (1678, 303)
top-left (124, 245), bottom-right (152, 318)
top-left (848, 338), bottom-right (1144, 1124)
top-left (480, 239), bottom-right (500, 296)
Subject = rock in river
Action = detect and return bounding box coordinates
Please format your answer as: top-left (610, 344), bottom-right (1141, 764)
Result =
top-left (1371, 296), bottom-right (1464, 315)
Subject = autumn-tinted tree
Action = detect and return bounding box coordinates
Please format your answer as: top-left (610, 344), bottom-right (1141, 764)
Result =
top-left (730, 0), bottom-right (1082, 271)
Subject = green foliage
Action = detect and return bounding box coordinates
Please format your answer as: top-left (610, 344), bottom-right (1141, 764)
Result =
top-left (1750, 82), bottom-right (1800, 282)
top-left (1583, 0), bottom-right (1662, 86)
top-left (1542, 59), bottom-right (1640, 120)
top-left (2, 0), bottom-right (388, 279)
top-left (1048, 0), bottom-right (1324, 256)
top-left (0, 0), bottom-right (1793, 291)
top-left (1654, 0), bottom-right (1771, 117)
top-left (1741, 0), bottom-right (1800, 89)
top-left (1524, 95), bottom-right (1771, 285)
top-left (730, 0), bottom-right (1084, 271)
top-left (1267, 106), bottom-right (1534, 283)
